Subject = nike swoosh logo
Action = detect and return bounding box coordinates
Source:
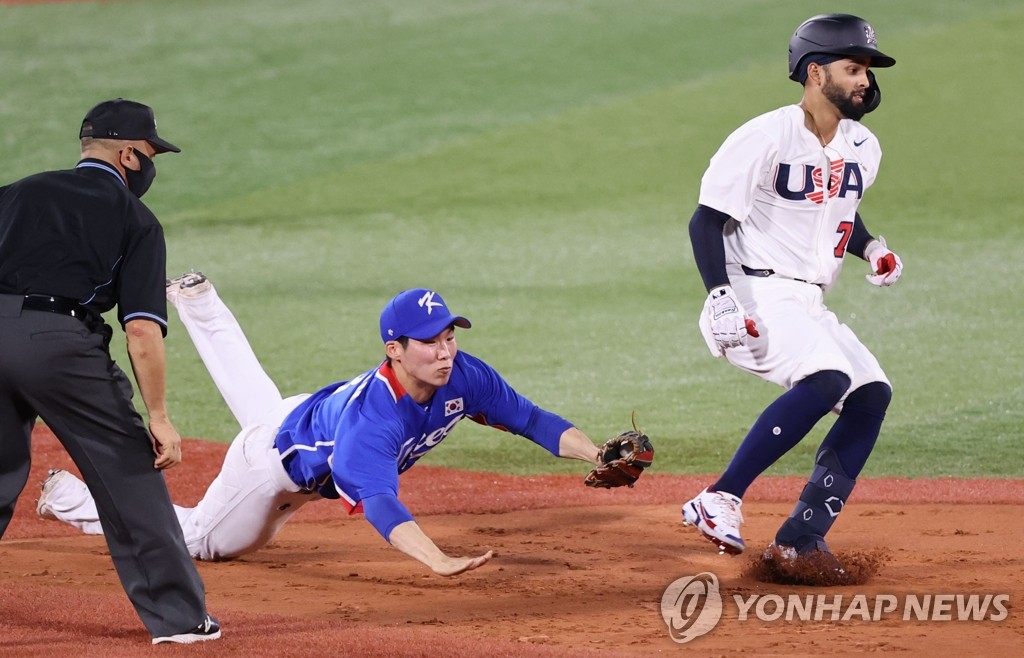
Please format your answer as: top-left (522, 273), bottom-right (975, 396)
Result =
top-left (853, 138), bottom-right (869, 147)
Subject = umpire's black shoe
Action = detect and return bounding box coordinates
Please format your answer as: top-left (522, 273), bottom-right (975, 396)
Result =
top-left (151, 614), bottom-right (221, 645)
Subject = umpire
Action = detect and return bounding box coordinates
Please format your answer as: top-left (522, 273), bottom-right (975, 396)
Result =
top-left (0, 99), bottom-right (220, 644)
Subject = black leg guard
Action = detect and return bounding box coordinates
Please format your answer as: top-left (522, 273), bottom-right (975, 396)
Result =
top-left (775, 448), bottom-right (855, 553)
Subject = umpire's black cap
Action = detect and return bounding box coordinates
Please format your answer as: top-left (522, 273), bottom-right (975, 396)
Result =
top-left (79, 98), bottom-right (181, 154)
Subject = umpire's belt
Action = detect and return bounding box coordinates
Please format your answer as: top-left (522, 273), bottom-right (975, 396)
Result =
top-left (21, 294), bottom-right (95, 324)
top-left (740, 265), bottom-right (820, 287)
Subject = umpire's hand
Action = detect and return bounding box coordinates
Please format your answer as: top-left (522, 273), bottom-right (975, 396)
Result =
top-left (150, 418), bottom-right (183, 470)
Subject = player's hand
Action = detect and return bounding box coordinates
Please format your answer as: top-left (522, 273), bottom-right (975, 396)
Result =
top-left (865, 236), bottom-right (903, 287)
top-left (705, 285), bottom-right (758, 349)
top-left (149, 417), bottom-right (183, 470)
top-left (432, 550), bottom-right (495, 577)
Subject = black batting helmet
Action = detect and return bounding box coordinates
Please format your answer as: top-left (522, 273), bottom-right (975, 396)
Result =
top-left (788, 13), bottom-right (895, 82)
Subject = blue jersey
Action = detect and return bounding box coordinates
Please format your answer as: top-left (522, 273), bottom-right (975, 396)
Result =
top-left (274, 350), bottom-right (571, 516)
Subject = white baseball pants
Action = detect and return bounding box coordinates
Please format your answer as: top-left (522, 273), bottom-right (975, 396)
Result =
top-left (699, 265), bottom-right (889, 409)
top-left (42, 282), bottom-right (320, 559)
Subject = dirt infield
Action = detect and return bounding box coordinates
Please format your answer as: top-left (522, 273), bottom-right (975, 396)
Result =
top-left (2, 427), bottom-right (1021, 656)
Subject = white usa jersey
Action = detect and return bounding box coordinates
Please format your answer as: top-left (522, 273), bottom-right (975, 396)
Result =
top-left (698, 104), bottom-right (882, 290)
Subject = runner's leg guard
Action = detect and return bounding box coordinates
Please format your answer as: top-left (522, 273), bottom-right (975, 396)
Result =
top-left (774, 448), bottom-right (855, 553)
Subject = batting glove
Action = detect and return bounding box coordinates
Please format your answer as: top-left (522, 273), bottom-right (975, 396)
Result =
top-left (705, 285), bottom-right (758, 350)
top-left (865, 236), bottom-right (903, 287)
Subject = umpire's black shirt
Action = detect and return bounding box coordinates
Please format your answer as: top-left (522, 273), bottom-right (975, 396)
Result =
top-left (0, 159), bottom-right (168, 333)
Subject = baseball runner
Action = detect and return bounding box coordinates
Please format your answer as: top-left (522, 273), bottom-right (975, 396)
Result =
top-left (681, 14), bottom-right (902, 572)
top-left (38, 274), bottom-right (652, 575)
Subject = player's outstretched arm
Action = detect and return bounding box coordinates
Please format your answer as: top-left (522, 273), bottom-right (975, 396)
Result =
top-left (557, 427), bottom-right (601, 465)
top-left (580, 415), bottom-right (656, 489)
top-left (361, 489), bottom-right (491, 576)
top-left (388, 521), bottom-right (494, 576)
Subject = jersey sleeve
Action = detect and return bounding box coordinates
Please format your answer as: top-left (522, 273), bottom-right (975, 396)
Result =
top-left (116, 203), bottom-right (169, 334)
top-left (334, 416), bottom-right (416, 539)
top-left (857, 127), bottom-right (882, 189)
top-left (697, 120), bottom-right (779, 223)
top-left (362, 493), bottom-right (415, 541)
top-left (459, 353), bottom-right (571, 456)
top-left (329, 409), bottom-right (405, 512)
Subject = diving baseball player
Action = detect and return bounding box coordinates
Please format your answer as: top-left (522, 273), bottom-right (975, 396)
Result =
top-left (38, 276), bottom-right (649, 575)
top-left (681, 14), bottom-right (903, 571)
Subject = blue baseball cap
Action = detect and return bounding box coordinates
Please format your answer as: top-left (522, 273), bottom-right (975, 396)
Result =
top-left (379, 289), bottom-right (472, 343)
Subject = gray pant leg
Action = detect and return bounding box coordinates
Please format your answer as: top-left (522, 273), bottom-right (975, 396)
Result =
top-left (0, 388), bottom-right (34, 536)
top-left (0, 295), bottom-right (35, 533)
top-left (0, 309), bottom-right (208, 637)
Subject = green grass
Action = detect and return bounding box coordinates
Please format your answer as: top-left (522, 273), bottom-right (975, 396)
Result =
top-left (2, 0), bottom-right (1021, 478)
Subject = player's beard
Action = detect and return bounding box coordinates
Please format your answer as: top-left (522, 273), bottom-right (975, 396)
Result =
top-left (822, 69), bottom-right (866, 122)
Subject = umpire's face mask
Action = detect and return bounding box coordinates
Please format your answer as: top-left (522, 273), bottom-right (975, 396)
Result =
top-left (123, 149), bottom-right (156, 198)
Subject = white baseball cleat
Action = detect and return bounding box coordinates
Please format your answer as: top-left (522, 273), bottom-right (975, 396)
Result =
top-left (166, 271), bottom-right (211, 304)
top-left (682, 487), bottom-right (746, 555)
top-left (36, 469), bottom-right (69, 520)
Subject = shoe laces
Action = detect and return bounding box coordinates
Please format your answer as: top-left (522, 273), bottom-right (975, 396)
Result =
top-left (712, 492), bottom-right (744, 527)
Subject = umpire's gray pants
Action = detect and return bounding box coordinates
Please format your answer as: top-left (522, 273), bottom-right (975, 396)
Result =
top-left (0, 296), bottom-right (208, 638)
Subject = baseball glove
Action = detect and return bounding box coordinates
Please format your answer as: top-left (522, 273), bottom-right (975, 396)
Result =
top-left (584, 414), bottom-right (654, 489)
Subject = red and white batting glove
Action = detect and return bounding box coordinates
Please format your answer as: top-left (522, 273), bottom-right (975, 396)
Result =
top-left (865, 236), bottom-right (903, 287)
top-left (706, 285), bottom-right (758, 350)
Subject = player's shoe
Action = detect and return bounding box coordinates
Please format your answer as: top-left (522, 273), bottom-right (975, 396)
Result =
top-left (682, 487), bottom-right (746, 555)
top-left (152, 614), bottom-right (222, 645)
top-left (166, 271), bottom-right (211, 305)
top-left (36, 469), bottom-right (69, 520)
top-left (763, 541), bottom-right (799, 562)
top-left (763, 536), bottom-right (847, 581)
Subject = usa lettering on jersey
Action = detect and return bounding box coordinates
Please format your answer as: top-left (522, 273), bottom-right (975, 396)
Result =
top-left (774, 159), bottom-right (864, 204)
